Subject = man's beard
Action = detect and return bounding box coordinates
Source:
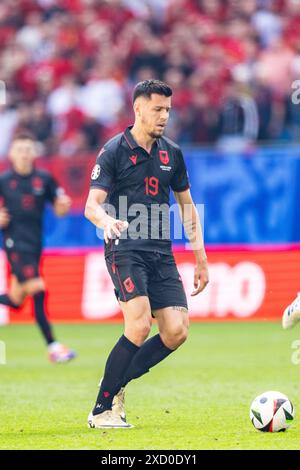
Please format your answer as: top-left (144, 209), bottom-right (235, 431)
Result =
top-left (149, 129), bottom-right (164, 139)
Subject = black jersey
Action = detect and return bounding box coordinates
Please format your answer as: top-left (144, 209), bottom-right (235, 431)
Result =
top-left (0, 168), bottom-right (59, 254)
top-left (90, 126), bottom-right (190, 256)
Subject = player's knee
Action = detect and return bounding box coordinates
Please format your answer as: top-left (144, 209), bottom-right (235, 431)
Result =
top-left (135, 321), bottom-right (151, 342)
top-left (161, 324), bottom-right (189, 350)
top-left (11, 297), bottom-right (25, 309)
top-left (24, 278), bottom-right (45, 296)
top-left (10, 290), bottom-right (27, 308)
top-left (125, 320), bottom-right (151, 346)
top-left (176, 325), bottom-right (189, 346)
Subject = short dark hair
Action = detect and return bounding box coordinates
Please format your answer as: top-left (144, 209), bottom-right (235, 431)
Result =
top-left (133, 79), bottom-right (172, 103)
top-left (12, 132), bottom-right (35, 143)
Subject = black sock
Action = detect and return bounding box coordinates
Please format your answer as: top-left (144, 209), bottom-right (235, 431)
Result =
top-left (94, 335), bottom-right (139, 415)
top-left (33, 291), bottom-right (55, 345)
top-left (0, 294), bottom-right (21, 309)
top-left (122, 334), bottom-right (174, 388)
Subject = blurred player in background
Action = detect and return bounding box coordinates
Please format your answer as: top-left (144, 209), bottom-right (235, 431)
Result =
top-left (85, 79), bottom-right (209, 428)
top-left (0, 134), bottom-right (76, 363)
top-left (282, 293), bottom-right (300, 329)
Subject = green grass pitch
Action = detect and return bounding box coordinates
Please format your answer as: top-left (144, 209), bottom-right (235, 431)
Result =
top-left (0, 322), bottom-right (300, 450)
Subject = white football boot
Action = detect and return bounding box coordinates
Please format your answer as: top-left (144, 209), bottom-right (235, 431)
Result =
top-left (112, 387), bottom-right (126, 421)
top-left (48, 342), bottom-right (76, 363)
top-left (282, 293), bottom-right (300, 329)
top-left (97, 378), bottom-right (126, 420)
top-left (87, 379), bottom-right (131, 428)
top-left (87, 410), bottom-right (133, 429)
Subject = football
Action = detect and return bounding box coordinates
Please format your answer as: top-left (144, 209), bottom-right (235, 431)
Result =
top-left (250, 391), bottom-right (295, 432)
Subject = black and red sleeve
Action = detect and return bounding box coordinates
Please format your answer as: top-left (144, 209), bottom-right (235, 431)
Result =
top-left (90, 147), bottom-right (115, 193)
top-left (0, 178), bottom-right (3, 206)
top-left (170, 148), bottom-right (190, 193)
top-left (45, 174), bottom-right (60, 204)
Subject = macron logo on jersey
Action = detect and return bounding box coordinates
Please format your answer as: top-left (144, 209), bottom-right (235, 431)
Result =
top-left (129, 155), bottom-right (137, 165)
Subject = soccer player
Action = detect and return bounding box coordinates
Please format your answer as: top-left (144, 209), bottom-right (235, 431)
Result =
top-left (85, 79), bottom-right (209, 428)
top-left (0, 134), bottom-right (76, 363)
top-left (282, 293), bottom-right (300, 329)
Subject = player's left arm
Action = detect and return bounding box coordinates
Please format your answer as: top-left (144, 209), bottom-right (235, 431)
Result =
top-left (174, 188), bottom-right (209, 296)
top-left (46, 174), bottom-right (72, 217)
top-left (53, 193), bottom-right (72, 217)
top-left (0, 180), bottom-right (10, 229)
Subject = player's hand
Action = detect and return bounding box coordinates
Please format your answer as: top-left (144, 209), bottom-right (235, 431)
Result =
top-left (191, 259), bottom-right (209, 296)
top-left (54, 195), bottom-right (72, 216)
top-left (0, 207), bottom-right (10, 228)
top-left (103, 218), bottom-right (129, 244)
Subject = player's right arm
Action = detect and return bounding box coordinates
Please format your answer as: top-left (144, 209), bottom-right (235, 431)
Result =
top-left (0, 180), bottom-right (10, 229)
top-left (0, 207), bottom-right (10, 229)
top-left (85, 148), bottom-right (128, 243)
top-left (85, 188), bottom-right (128, 243)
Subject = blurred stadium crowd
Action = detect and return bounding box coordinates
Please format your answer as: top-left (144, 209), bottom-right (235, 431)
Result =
top-left (1, 0), bottom-right (300, 158)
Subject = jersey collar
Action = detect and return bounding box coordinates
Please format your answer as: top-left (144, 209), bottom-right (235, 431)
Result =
top-left (123, 126), bottom-right (160, 151)
top-left (11, 166), bottom-right (35, 178)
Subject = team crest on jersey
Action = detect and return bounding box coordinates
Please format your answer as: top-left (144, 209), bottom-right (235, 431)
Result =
top-left (32, 177), bottom-right (44, 194)
top-left (91, 164), bottom-right (101, 180)
top-left (159, 150), bottom-right (169, 165)
top-left (9, 179), bottom-right (17, 190)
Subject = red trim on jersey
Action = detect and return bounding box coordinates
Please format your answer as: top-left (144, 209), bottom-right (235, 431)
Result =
top-left (112, 247), bottom-right (126, 301)
top-left (116, 266), bottom-right (126, 301)
top-left (172, 184), bottom-right (190, 193)
top-left (123, 132), bottom-right (134, 150)
top-left (90, 185), bottom-right (109, 193)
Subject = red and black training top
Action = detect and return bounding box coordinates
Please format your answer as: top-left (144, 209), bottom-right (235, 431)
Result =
top-left (0, 168), bottom-right (59, 254)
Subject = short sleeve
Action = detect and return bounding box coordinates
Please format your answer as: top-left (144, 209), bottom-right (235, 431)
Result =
top-left (90, 147), bottom-right (115, 192)
top-left (45, 174), bottom-right (60, 203)
top-left (170, 148), bottom-right (190, 192)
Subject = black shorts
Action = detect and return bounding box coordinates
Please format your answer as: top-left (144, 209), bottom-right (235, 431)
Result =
top-left (6, 250), bottom-right (41, 283)
top-left (106, 250), bottom-right (188, 312)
